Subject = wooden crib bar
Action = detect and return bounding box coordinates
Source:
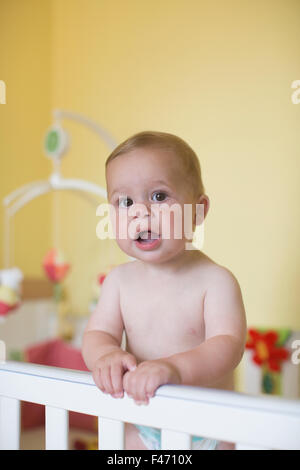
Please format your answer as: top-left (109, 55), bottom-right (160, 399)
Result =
top-left (0, 396), bottom-right (20, 450)
top-left (0, 360), bottom-right (300, 450)
top-left (98, 417), bottom-right (124, 450)
top-left (161, 430), bottom-right (191, 450)
top-left (45, 406), bottom-right (68, 450)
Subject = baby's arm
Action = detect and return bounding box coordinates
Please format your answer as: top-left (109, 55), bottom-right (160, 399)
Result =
top-left (165, 267), bottom-right (247, 387)
top-left (82, 267), bottom-right (137, 397)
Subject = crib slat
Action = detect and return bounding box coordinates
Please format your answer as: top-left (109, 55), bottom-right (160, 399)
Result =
top-left (45, 406), bottom-right (68, 450)
top-left (98, 417), bottom-right (124, 450)
top-left (235, 443), bottom-right (271, 450)
top-left (0, 396), bottom-right (20, 450)
top-left (161, 429), bottom-right (191, 450)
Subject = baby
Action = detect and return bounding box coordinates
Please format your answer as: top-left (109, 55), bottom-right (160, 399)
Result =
top-left (82, 131), bottom-right (247, 450)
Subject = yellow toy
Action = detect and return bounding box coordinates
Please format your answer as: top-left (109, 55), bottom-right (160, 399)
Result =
top-left (0, 268), bottom-right (23, 318)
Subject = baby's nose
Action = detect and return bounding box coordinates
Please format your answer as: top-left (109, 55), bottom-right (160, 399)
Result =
top-left (130, 202), bottom-right (151, 219)
top-left (128, 203), bottom-right (150, 236)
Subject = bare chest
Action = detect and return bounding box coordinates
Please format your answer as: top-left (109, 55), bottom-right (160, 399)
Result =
top-left (119, 277), bottom-right (206, 362)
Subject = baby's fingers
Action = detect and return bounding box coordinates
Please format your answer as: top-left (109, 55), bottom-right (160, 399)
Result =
top-left (121, 353), bottom-right (137, 373)
top-left (110, 363), bottom-right (124, 398)
top-left (92, 368), bottom-right (104, 393)
top-left (101, 366), bottom-right (114, 395)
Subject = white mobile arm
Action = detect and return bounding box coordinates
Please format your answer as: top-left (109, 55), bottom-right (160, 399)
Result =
top-left (3, 110), bottom-right (118, 268)
top-left (53, 109), bottom-right (117, 150)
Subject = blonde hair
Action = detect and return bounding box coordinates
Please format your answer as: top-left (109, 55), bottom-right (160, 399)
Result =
top-left (105, 131), bottom-right (205, 199)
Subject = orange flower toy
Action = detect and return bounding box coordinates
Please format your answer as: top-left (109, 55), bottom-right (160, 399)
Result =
top-left (246, 328), bottom-right (290, 394)
top-left (42, 249), bottom-right (72, 339)
top-left (43, 249), bottom-right (70, 300)
top-left (43, 249), bottom-right (70, 284)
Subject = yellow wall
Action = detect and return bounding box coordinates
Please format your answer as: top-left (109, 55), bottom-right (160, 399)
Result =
top-left (0, 0), bottom-right (52, 277)
top-left (51, 0), bottom-right (300, 329)
top-left (1, 1), bottom-right (300, 332)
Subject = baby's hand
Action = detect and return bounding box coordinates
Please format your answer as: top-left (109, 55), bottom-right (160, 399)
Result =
top-left (92, 350), bottom-right (137, 398)
top-left (123, 359), bottom-right (182, 405)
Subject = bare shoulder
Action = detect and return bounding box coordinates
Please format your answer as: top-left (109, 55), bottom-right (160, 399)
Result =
top-left (209, 264), bottom-right (241, 289)
top-left (102, 263), bottom-right (122, 285)
top-left (195, 252), bottom-right (242, 292)
top-left (198, 253), bottom-right (247, 343)
top-left (98, 262), bottom-right (134, 295)
top-left (112, 260), bottom-right (145, 289)
top-left (114, 259), bottom-right (140, 278)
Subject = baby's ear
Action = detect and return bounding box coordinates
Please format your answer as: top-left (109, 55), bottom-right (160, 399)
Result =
top-left (194, 194), bottom-right (210, 226)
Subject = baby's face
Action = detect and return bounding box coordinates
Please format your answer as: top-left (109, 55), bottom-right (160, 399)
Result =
top-left (106, 147), bottom-right (197, 264)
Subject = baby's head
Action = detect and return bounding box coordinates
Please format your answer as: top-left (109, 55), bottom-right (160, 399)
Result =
top-left (105, 131), bottom-right (209, 263)
top-left (106, 131), bottom-right (205, 201)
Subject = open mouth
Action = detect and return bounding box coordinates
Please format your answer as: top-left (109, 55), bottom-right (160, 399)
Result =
top-left (136, 230), bottom-right (160, 242)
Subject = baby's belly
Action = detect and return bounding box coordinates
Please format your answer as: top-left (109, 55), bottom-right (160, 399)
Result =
top-left (125, 330), bottom-right (205, 365)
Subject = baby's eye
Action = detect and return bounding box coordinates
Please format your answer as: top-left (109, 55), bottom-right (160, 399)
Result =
top-left (152, 191), bottom-right (167, 202)
top-left (118, 197), bottom-right (133, 208)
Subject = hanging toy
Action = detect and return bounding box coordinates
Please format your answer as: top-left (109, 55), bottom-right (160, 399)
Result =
top-left (43, 248), bottom-right (70, 285)
top-left (43, 248), bottom-right (70, 303)
top-left (0, 268), bottom-right (23, 317)
top-left (43, 249), bottom-right (73, 340)
top-left (44, 124), bottom-right (69, 160)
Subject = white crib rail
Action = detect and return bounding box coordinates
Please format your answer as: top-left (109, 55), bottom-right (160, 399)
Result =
top-left (0, 361), bottom-right (300, 450)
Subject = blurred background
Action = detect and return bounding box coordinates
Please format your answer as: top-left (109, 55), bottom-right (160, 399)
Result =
top-left (0, 0), bottom-right (299, 448)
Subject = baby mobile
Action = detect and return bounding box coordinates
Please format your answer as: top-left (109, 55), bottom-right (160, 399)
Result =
top-left (0, 110), bottom-right (125, 339)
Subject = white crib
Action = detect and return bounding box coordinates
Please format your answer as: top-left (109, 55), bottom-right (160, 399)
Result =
top-left (0, 359), bottom-right (300, 450)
